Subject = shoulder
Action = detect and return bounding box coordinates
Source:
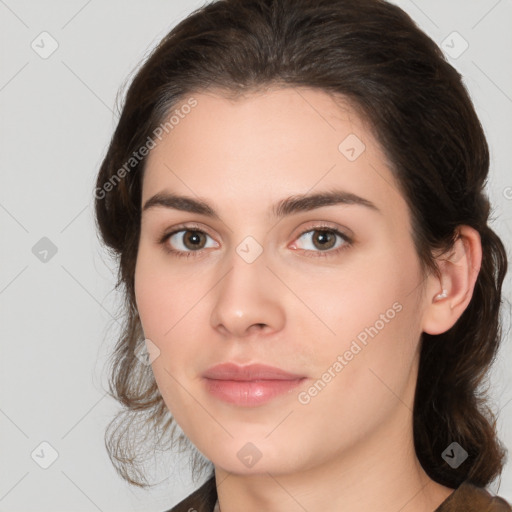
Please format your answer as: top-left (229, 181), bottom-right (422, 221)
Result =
top-left (162, 475), bottom-right (217, 512)
top-left (436, 481), bottom-right (512, 512)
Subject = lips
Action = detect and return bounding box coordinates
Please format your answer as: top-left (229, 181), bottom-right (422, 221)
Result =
top-left (202, 362), bottom-right (304, 381)
top-left (202, 363), bottom-right (306, 406)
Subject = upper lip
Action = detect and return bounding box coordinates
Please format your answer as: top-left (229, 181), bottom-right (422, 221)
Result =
top-left (202, 363), bottom-right (304, 381)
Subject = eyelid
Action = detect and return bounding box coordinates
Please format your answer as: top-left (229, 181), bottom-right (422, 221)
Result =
top-left (290, 221), bottom-right (353, 242)
top-left (159, 222), bottom-right (217, 242)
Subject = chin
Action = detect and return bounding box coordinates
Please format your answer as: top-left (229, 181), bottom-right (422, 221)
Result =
top-left (196, 436), bottom-right (308, 477)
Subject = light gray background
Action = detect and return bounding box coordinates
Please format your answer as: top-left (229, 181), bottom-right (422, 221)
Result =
top-left (0, 1), bottom-right (511, 511)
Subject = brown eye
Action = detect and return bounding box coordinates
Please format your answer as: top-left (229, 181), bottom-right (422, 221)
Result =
top-left (311, 230), bottom-right (337, 250)
top-left (182, 230), bottom-right (207, 250)
top-left (165, 229), bottom-right (218, 254)
top-left (291, 227), bottom-right (352, 256)
top-left (290, 226), bottom-right (354, 258)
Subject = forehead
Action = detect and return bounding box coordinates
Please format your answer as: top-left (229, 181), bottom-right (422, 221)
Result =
top-left (142, 87), bottom-right (406, 219)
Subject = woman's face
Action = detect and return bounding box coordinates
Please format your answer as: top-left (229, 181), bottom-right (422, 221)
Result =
top-left (135, 87), bottom-right (433, 476)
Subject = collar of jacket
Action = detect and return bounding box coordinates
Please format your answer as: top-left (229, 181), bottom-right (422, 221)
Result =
top-left (165, 475), bottom-right (512, 512)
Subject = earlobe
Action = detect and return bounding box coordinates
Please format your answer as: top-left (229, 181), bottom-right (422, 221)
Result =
top-left (421, 226), bottom-right (482, 335)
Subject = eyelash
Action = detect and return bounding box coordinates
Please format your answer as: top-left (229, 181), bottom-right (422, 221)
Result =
top-left (158, 223), bottom-right (353, 260)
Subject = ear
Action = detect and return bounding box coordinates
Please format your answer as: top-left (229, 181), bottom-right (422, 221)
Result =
top-left (421, 225), bottom-right (482, 335)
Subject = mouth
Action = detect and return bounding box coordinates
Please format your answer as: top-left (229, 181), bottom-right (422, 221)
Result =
top-left (202, 362), bottom-right (307, 407)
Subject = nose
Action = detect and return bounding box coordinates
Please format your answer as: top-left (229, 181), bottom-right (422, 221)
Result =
top-left (209, 249), bottom-right (286, 339)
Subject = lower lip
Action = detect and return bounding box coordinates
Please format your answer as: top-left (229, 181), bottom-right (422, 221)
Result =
top-left (203, 378), bottom-right (305, 406)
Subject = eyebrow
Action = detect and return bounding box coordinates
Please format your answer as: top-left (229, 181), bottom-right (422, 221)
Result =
top-left (142, 189), bottom-right (381, 219)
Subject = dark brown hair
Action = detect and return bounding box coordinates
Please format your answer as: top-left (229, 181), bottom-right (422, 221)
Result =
top-left (95, 0), bottom-right (509, 489)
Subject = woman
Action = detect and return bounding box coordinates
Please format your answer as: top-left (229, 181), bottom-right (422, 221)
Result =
top-left (94, 0), bottom-right (511, 510)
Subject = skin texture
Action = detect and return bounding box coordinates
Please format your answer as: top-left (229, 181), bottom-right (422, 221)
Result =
top-left (134, 87), bottom-right (482, 512)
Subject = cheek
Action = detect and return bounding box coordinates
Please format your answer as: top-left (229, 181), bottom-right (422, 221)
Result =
top-left (134, 246), bottom-right (204, 339)
top-left (134, 257), bottom-right (199, 421)
top-left (275, 250), bottom-right (402, 348)
top-left (287, 245), bottom-right (422, 389)
top-left (292, 295), bottom-right (420, 453)
top-left (134, 250), bottom-right (210, 398)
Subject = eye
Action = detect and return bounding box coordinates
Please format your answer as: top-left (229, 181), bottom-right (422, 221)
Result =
top-left (290, 227), bottom-right (352, 256)
top-left (161, 228), bottom-right (218, 256)
top-left (159, 225), bottom-right (351, 259)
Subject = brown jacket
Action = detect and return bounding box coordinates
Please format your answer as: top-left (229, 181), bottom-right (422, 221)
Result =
top-left (165, 476), bottom-right (512, 512)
